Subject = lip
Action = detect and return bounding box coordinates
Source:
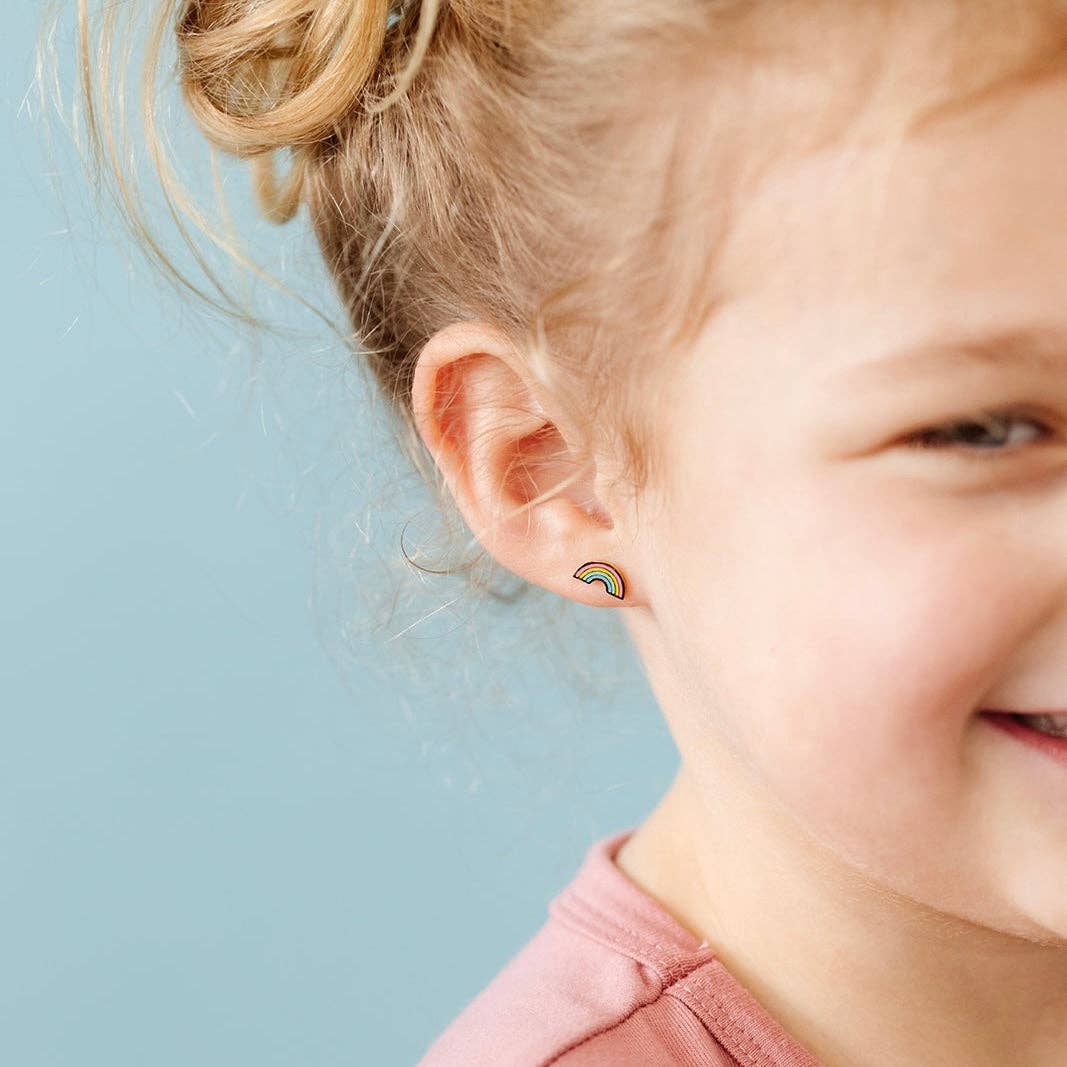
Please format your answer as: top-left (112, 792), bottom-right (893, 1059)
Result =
top-left (980, 710), bottom-right (1067, 770)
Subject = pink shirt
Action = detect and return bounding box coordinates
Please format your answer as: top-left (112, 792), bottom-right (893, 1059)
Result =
top-left (417, 827), bottom-right (822, 1066)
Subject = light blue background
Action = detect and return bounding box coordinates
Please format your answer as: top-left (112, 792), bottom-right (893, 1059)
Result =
top-left (3, 7), bottom-right (677, 1065)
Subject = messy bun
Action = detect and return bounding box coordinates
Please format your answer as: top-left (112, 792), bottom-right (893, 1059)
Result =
top-left (177, 0), bottom-right (441, 221)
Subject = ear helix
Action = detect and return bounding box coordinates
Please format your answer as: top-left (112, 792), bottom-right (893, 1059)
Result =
top-left (572, 561), bottom-right (625, 601)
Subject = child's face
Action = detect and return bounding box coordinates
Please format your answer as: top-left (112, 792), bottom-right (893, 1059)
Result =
top-left (625, 69), bottom-right (1067, 942)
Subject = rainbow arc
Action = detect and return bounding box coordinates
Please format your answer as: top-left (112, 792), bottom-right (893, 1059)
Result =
top-left (572, 561), bottom-right (625, 600)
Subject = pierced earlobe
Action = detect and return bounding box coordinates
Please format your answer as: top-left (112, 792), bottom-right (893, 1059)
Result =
top-left (573, 561), bottom-right (625, 601)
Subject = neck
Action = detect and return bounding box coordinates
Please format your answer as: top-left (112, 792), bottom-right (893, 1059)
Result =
top-left (615, 762), bottom-right (1067, 1067)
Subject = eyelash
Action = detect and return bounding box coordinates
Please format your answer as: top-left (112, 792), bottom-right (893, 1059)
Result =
top-left (904, 409), bottom-right (1055, 459)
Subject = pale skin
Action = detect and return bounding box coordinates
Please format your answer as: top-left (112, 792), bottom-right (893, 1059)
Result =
top-left (411, 46), bottom-right (1067, 1067)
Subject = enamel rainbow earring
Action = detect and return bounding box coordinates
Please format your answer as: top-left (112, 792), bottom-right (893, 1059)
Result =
top-left (572, 561), bottom-right (625, 601)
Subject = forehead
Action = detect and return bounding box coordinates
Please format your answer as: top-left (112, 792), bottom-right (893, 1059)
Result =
top-left (703, 67), bottom-right (1067, 379)
top-left (641, 2), bottom-right (1067, 368)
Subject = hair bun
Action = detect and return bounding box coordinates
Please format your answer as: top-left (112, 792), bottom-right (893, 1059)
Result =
top-left (177, 0), bottom-right (398, 157)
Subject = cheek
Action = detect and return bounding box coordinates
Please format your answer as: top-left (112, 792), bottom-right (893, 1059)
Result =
top-left (661, 470), bottom-right (1043, 853)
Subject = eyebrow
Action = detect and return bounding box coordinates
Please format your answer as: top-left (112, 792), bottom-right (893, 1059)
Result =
top-left (830, 324), bottom-right (1067, 387)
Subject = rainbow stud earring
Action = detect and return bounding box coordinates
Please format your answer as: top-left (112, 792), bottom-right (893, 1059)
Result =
top-left (572, 561), bottom-right (625, 601)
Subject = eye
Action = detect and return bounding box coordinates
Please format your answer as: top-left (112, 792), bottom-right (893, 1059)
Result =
top-left (903, 409), bottom-right (1054, 458)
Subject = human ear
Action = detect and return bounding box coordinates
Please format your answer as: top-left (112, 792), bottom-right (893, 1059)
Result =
top-left (411, 321), bottom-right (639, 608)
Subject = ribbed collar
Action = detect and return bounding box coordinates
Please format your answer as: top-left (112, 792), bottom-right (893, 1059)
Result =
top-left (549, 828), bottom-right (824, 1067)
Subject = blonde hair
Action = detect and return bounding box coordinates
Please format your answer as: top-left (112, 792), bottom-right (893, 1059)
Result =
top-left (43, 0), bottom-right (1067, 590)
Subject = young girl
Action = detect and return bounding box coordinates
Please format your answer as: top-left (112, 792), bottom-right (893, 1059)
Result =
top-left (61, 0), bottom-right (1067, 1063)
